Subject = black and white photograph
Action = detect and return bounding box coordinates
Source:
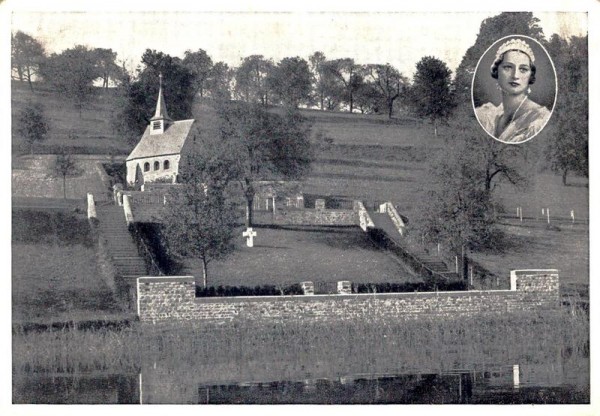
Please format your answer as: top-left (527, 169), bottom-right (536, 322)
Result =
top-left (3, 1), bottom-right (595, 412)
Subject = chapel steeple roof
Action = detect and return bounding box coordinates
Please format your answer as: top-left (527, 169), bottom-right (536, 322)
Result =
top-left (149, 73), bottom-right (172, 135)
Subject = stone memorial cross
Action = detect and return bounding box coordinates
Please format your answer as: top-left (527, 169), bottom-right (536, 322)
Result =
top-left (242, 227), bottom-right (257, 247)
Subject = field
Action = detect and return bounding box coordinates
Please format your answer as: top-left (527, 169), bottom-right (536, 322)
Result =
top-left (11, 81), bottom-right (589, 289)
top-left (183, 226), bottom-right (419, 287)
top-left (12, 210), bottom-right (125, 323)
top-left (12, 154), bottom-right (114, 200)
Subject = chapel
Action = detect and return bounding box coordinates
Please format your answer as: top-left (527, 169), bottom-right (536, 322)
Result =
top-left (125, 74), bottom-right (195, 186)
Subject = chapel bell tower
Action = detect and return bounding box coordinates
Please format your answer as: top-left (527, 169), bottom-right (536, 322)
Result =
top-left (149, 73), bottom-right (172, 135)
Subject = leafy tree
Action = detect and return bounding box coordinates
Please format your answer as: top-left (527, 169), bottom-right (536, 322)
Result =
top-left (410, 56), bottom-right (455, 136)
top-left (161, 149), bottom-right (237, 288)
top-left (16, 102), bottom-right (49, 153)
top-left (420, 111), bottom-right (530, 253)
top-left (55, 149), bottom-right (77, 199)
top-left (11, 31), bottom-right (46, 91)
top-left (354, 80), bottom-right (382, 114)
top-left (546, 35), bottom-right (588, 185)
top-left (116, 49), bottom-right (195, 142)
top-left (267, 56), bottom-right (312, 108)
top-left (93, 48), bottom-right (120, 88)
top-left (454, 12), bottom-right (545, 103)
top-left (215, 101), bottom-right (313, 227)
top-left (39, 45), bottom-right (101, 117)
top-left (206, 61), bottom-right (232, 100)
top-left (326, 58), bottom-right (363, 112)
top-left (364, 63), bottom-right (407, 118)
top-left (234, 55), bottom-right (274, 105)
top-left (309, 51), bottom-right (343, 110)
top-left (183, 49), bottom-right (214, 97)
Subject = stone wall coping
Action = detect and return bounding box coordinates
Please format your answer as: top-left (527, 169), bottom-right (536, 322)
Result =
top-left (138, 276), bottom-right (194, 283)
top-left (193, 289), bottom-right (519, 304)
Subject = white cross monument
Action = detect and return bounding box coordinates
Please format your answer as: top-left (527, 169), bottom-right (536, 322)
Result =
top-left (242, 227), bottom-right (257, 247)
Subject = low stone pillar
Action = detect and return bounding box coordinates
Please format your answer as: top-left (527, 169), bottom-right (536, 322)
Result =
top-left (123, 194), bottom-right (134, 225)
top-left (113, 183), bottom-right (123, 205)
top-left (87, 193), bottom-right (96, 219)
top-left (337, 280), bottom-right (352, 294)
top-left (301, 281), bottom-right (314, 295)
top-left (315, 199), bottom-right (326, 210)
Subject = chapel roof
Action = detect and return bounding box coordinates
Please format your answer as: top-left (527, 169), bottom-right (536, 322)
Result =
top-left (126, 119), bottom-right (195, 161)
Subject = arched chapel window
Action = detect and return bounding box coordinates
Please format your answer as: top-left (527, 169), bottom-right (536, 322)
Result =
top-left (144, 162), bottom-right (150, 172)
top-left (154, 161), bottom-right (160, 171)
top-left (164, 160), bottom-right (170, 170)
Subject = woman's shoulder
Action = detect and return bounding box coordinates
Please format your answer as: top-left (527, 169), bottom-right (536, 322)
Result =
top-left (475, 102), bottom-right (500, 113)
top-left (475, 102), bottom-right (502, 121)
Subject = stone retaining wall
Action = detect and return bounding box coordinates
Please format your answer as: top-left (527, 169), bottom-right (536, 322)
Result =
top-left (137, 270), bottom-right (560, 324)
top-left (274, 208), bottom-right (357, 226)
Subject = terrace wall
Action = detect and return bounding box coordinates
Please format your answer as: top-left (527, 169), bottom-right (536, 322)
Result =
top-left (273, 208), bottom-right (357, 226)
top-left (136, 270), bottom-right (560, 324)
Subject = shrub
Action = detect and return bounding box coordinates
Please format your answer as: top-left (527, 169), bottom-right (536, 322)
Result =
top-left (196, 283), bottom-right (303, 297)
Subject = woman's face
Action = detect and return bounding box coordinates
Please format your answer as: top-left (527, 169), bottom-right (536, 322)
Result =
top-left (497, 50), bottom-right (532, 96)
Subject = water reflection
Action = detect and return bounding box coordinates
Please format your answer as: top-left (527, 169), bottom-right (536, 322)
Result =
top-left (15, 364), bottom-right (588, 404)
top-left (190, 366), bottom-right (588, 404)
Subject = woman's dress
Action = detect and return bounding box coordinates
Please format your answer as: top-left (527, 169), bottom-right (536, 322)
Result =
top-left (475, 101), bottom-right (551, 143)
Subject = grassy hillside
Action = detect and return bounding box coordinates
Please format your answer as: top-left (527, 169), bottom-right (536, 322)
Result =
top-left (12, 81), bottom-right (588, 283)
top-left (11, 81), bottom-right (131, 155)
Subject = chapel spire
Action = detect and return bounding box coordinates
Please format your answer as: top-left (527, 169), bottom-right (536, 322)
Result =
top-left (149, 73), bottom-right (172, 135)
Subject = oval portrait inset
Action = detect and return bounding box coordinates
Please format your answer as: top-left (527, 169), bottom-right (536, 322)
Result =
top-left (472, 35), bottom-right (557, 144)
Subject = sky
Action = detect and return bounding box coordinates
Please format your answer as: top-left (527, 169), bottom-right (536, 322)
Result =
top-left (9, 10), bottom-right (588, 79)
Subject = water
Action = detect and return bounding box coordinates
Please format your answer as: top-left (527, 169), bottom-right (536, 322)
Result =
top-left (14, 362), bottom-right (589, 404)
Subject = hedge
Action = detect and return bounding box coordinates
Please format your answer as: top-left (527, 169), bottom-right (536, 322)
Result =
top-left (196, 284), bottom-right (304, 297)
top-left (195, 280), bottom-right (466, 298)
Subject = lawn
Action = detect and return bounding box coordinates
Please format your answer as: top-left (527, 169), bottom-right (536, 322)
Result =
top-left (12, 210), bottom-right (124, 323)
top-left (473, 221), bottom-right (589, 285)
top-left (183, 226), bottom-right (420, 288)
top-left (12, 155), bottom-right (112, 200)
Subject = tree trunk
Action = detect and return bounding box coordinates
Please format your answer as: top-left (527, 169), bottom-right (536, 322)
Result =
top-left (245, 196), bottom-right (254, 228)
top-left (201, 257), bottom-right (208, 288)
top-left (26, 67), bottom-right (34, 92)
top-left (562, 169), bottom-right (568, 186)
top-left (244, 183), bottom-right (255, 228)
top-left (388, 99), bottom-right (393, 119)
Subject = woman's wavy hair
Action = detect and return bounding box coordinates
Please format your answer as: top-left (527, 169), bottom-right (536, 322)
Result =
top-left (491, 50), bottom-right (537, 85)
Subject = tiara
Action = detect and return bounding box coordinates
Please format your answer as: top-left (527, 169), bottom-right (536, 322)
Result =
top-left (494, 38), bottom-right (535, 63)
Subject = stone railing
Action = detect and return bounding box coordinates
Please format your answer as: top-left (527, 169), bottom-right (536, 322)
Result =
top-left (379, 201), bottom-right (405, 236)
top-left (353, 200), bottom-right (374, 231)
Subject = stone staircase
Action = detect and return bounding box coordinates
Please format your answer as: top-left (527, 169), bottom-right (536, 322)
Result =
top-left (96, 205), bottom-right (149, 279)
top-left (369, 210), bottom-right (459, 280)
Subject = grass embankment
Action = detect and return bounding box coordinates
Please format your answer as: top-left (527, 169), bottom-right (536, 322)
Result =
top-left (12, 210), bottom-right (125, 323)
top-left (12, 310), bottom-right (588, 388)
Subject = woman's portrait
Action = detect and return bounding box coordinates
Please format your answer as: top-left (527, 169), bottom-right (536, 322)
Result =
top-left (472, 35), bottom-right (556, 144)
